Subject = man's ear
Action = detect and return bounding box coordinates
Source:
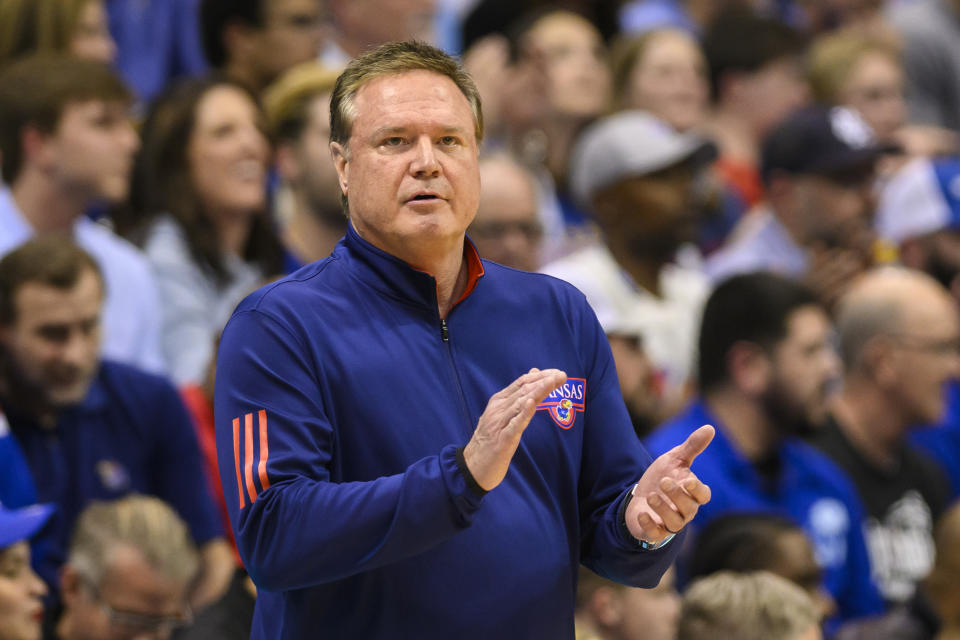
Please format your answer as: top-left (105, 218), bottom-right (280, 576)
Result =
top-left (21, 126), bottom-right (54, 172)
top-left (60, 564), bottom-right (82, 607)
top-left (330, 141), bottom-right (349, 199)
top-left (727, 340), bottom-right (772, 396)
top-left (223, 20), bottom-right (258, 66)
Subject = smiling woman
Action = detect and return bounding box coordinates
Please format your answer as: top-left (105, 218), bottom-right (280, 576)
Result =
top-left (116, 76), bottom-right (285, 387)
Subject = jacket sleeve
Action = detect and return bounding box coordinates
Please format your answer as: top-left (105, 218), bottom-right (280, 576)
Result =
top-left (214, 307), bottom-right (485, 592)
top-left (568, 292), bottom-right (684, 586)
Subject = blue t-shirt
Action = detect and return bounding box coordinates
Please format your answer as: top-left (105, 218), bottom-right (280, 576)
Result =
top-left (4, 361), bottom-right (223, 591)
top-left (645, 400), bottom-right (884, 623)
top-left (909, 380), bottom-right (960, 498)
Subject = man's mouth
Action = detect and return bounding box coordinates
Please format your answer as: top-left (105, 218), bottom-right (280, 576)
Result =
top-left (407, 192), bottom-right (443, 203)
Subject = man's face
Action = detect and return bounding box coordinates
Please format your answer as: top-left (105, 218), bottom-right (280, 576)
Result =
top-left (469, 159), bottom-right (541, 271)
top-left (0, 269), bottom-right (103, 409)
top-left (792, 171), bottom-right (877, 256)
top-left (597, 162), bottom-right (699, 259)
top-left (765, 306), bottom-right (840, 432)
top-left (253, 0), bottom-right (326, 85)
top-left (332, 70), bottom-right (481, 263)
top-left (42, 100), bottom-right (138, 204)
top-left (740, 57), bottom-right (810, 137)
top-left (886, 291), bottom-right (960, 424)
top-left (64, 546), bottom-right (190, 640)
top-left (289, 92), bottom-right (343, 220)
top-left (616, 568), bottom-right (680, 640)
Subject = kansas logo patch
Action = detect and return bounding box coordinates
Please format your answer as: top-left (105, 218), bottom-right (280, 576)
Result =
top-left (537, 378), bottom-right (586, 429)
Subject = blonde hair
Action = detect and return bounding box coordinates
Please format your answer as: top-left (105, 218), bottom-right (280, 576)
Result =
top-left (263, 61), bottom-right (342, 143)
top-left (807, 32), bottom-right (901, 104)
top-left (329, 40), bottom-right (483, 150)
top-left (67, 495), bottom-right (200, 590)
top-left (0, 0), bottom-right (93, 66)
top-left (678, 571), bottom-right (820, 640)
top-left (610, 28), bottom-right (703, 110)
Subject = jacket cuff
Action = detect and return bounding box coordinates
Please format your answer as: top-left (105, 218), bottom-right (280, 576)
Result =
top-left (455, 446), bottom-right (489, 499)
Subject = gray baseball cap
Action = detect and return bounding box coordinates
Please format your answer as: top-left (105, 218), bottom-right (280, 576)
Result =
top-left (570, 110), bottom-right (717, 207)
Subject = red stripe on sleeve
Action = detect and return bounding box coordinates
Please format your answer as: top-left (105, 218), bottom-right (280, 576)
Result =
top-left (257, 409), bottom-right (270, 491)
top-left (232, 417), bottom-right (245, 509)
top-left (244, 412), bottom-right (258, 503)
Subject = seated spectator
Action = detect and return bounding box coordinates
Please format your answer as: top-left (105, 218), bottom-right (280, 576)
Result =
top-left (807, 31), bottom-right (958, 158)
top-left (702, 7), bottom-right (809, 210)
top-left (200, 0), bottom-right (326, 96)
top-left (687, 513), bottom-right (837, 622)
top-left (542, 111), bottom-right (714, 414)
top-left (707, 106), bottom-right (885, 308)
top-left (813, 268), bottom-right (955, 606)
top-left (876, 156), bottom-right (960, 497)
top-left (55, 496), bottom-right (198, 640)
top-left (323, 0), bottom-right (435, 68)
top-left (0, 500), bottom-right (53, 640)
top-left (836, 500), bottom-right (960, 640)
top-left (645, 272), bottom-right (883, 623)
top-left (610, 29), bottom-right (708, 133)
top-left (679, 571), bottom-right (823, 640)
top-left (0, 0), bottom-right (115, 66)
top-left (468, 152), bottom-right (543, 272)
top-left (574, 566), bottom-right (679, 640)
top-left (0, 56), bottom-right (164, 374)
top-left (263, 62), bottom-right (345, 266)
top-left (125, 76), bottom-right (284, 386)
top-left (0, 238), bottom-right (233, 611)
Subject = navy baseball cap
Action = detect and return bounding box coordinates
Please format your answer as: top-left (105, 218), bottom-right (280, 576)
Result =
top-left (0, 502), bottom-right (54, 549)
top-left (761, 106), bottom-right (897, 184)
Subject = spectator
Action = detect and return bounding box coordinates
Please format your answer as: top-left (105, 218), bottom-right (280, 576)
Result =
top-left (687, 513), bottom-right (837, 621)
top-left (200, 0), bottom-right (326, 96)
top-left (836, 500), bottom-right (960, 640)
top-left (263, 62), bottom-right (346, 266)
top-left (323, 0), bottom-right (436, 67)
top-left (0, 501), bottom-right (52, 640)
top-left (575, 566), bottom-right (680, 640)
top-left (807, 31), bottom-right (959, 158)
top-left (126, 76), bottom-right (284, 387)
top-left (702, 7), bottom-right (809, 209)
top-left (0, 56), bottom-right (164, 374)
top-left (706, 106), bottom-right (884, 308)
top-left (645, 272), bottom-right (883, 623)
top-left (679, 571), bottom-right (823, 640)
top-left (610, 29), bottom-right (709, 133)
top-left (813, 267), bottom-right (956, 606)
top-left (542, 111), bottom-right (715, 416)
top-left (876, 156), bottom-right (960, 497)
top-left (55, 496), bottom-right (198, 640)
top-left (468, 152), bottom-right (543, 272)
top-left (889, 0), bottom-right (960, 132)
top-left (0, 238), bottom-right (233, 612)
top-left (0, 0), bottom-right (116, 67)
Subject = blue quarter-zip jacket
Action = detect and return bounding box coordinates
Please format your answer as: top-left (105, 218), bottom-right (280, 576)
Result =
top-left (214, 225), bottom-right (681, 639)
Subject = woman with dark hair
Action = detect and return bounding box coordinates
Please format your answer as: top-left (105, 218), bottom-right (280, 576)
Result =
top-left (127, 76), bottom-right (284, 386)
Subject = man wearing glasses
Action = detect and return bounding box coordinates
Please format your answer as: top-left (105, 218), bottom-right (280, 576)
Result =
top-left (55, 495), bottom-right (196, 640)
top-left (813, 267), bottom-right (958, 608)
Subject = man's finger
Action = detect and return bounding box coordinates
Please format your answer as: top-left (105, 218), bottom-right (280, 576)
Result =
top-left (681, 476), bottom-right (712, 505)
top-left (671, 424), bottom-right (715, 466)
top-left (647, 492), bottom-right (685, 534)
top-left (660, 478), bottom-right (700, 521)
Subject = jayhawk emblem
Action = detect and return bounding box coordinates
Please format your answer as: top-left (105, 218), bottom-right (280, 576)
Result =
top-left (536, 378), bottom-right (586, 429)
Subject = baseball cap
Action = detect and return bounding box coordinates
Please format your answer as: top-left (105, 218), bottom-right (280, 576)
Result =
top-left (570, 110), bottom-right (717, 207)
top-left (0, 502), bottom-right (54, 549)
top-left (876, 156), bottom-right (960, 244)
top-left (761, 106), bottom-right (896, 184)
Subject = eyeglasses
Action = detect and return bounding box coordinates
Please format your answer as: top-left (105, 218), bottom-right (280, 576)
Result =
top-left (81, 577), bottom-right (192, 637)
top-left (888, 334), bottom-right (960, 357)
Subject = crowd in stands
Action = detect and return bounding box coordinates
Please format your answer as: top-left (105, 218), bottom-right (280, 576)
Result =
top-left (0, 0), bottom-right (959, 638)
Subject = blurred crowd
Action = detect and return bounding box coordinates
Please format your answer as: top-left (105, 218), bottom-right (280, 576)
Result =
top-left (0, 0), bottom-right (959, 639)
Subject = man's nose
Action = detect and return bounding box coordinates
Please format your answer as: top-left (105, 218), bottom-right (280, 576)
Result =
top-left (410, 137), bottom-right (440, 177)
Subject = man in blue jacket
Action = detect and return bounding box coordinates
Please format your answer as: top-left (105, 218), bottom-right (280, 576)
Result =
top-left (215, 40), bottom-right (714, 638)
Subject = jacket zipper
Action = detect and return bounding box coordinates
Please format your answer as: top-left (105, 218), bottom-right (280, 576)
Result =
top-left (439, 317), bottom-right (473, 434)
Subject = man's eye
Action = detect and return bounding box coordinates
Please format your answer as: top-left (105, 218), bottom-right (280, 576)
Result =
top-left (383, 137), bottom-right (405, 147)
top-left (439, 136), bottom-right (459, 146)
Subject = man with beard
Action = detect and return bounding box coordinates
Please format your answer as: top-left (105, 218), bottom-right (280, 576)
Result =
top-left (0, 238), bottom-right (232, 613)
top-left (265, 62), bottom-right (348, 266)
top-left (876, 157), bottom-right (960, 497)
top-left (542, 111), bottom-right (715, 414)
top-left (645, 272), bottom-right (884, 626)
top-left (812, 268), bottom-right (956, 607)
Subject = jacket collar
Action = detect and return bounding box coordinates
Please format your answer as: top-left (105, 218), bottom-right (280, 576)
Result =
top-left (336, 222), bottom-right (485, 313)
